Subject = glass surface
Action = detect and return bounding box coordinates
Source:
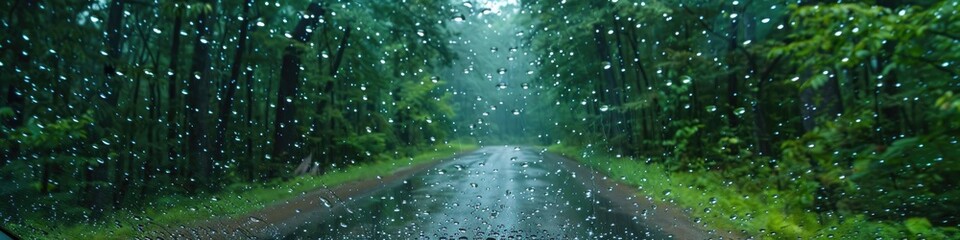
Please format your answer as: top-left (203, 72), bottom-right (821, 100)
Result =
top-left (1, 0), bottom-right (957, 239)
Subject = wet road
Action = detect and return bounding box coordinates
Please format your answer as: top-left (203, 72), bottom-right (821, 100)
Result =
top-left (285, 146), bottom-right (668, 239)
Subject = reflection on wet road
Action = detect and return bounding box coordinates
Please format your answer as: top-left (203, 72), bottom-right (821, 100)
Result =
top-left (286, 146), bottom-right (666, 239)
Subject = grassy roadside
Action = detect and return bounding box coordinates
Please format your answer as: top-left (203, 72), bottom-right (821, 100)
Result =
top-left (548, 143), bottom-right (953, 239)
top-left (13, 141), bottom-right (478, 239)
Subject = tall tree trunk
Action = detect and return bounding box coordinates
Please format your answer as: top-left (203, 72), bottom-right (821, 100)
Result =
top-left (725, 17), bottom-right (740, 129)
top-left (143, 73), bottom-right (159, 198)
top-left (799, 70), bottom-right (844, 214)
top-left (593, 24), bottom-right (620, 138)
top-left (166, 7), bottom-right (184, 184)
top-left (186, 2), bottom-right (214, 191)
top-left (244, 59), bottom-right (257, 181)
top-left (88, 0), bottom-right (126, 218)
top-left (330, 26), bottom-right (351, 77)
top-left (624, 26), bottom-right (651, 151)
top-left (612, 18), bottom-right (635, 151)
top-left (272, 2), bottom-right (326, 176)
top-left (1, 86), bottom-right (24, 176)
top-left (214, 0), bottom-right (253, 164)
top-left (753, 56), bottom-right (781, 156)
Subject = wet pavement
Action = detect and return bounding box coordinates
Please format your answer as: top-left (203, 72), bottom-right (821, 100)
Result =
top-left (284, 146), bottom-right (668, 239)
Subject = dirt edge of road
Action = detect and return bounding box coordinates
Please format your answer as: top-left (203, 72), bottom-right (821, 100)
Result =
top-left (145, 149), bottom-right (475, 239)
top-left (545, 150), bottom-right (743, 239)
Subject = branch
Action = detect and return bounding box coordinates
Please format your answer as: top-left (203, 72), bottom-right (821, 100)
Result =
top-left (928, 30), bottom-right (960, 41)
top-left (911, 56), bottom-right (960, 77)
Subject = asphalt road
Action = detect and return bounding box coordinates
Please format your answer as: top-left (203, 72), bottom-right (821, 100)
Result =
top-left (284, 146), bottom-right (672, 239)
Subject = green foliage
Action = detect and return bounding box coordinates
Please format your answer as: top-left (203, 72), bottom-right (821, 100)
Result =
top-left (1, 0), bottom-right (464, 236)
top-left (11, 143), bottom-right (476, 239)
top-left (529, 0), bottom-right (960, 238)
top-left (12, 112), bottom-right (93, 150)
top-left (551, 143), bottom-right (958, 239)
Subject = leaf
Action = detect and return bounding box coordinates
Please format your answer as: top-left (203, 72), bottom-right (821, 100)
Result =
top-left (904, 217), bottom-right (932, 235)
top-left (0, 107), bottom-right (13, 118)
top-left (801, 74), bottom-right (829, 90)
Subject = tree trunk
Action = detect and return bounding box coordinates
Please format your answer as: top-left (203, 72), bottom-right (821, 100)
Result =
top-left (272, 2), bottom-right (326, 175)
top-left (753, 56), bottom-right (781, 156)
top-left (1, 86), bottom-right (24, 176)
top-left (725, 17), bottom-right (740, 129)
top-left (214, 0), bottom-right (253, 164)
top-left (166, 7), bottom-right (184, 184)
top-left (592, 24), bottom-right (620, 138)
top-left (330, 26), bottom-right (351, 77)
top-left (186, 2), bottom-right (214, 191)
top-left (612, 19), bottom-right (635, 151)
top-left (89, 0), bottom-right (126, 218)
top-left (624, 26), bottom-right (651, 151)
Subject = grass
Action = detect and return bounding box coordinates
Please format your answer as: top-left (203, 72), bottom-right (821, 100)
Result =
top-left (548, 143), bottom-right (956, 239)
top-left (12, 141), bottom-right (478, 239)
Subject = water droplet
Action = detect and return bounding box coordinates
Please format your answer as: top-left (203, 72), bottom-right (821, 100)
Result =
top-left (320, 197), bottom-right (332, 208)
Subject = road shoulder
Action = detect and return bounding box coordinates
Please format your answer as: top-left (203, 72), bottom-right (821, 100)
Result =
top-left (545, 151), bottom-right (740, 239)
top-left (149, 148), bottom-right (477, 239)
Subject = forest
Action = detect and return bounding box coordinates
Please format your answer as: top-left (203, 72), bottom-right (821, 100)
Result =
top-left (1, 0), bottom-right (462, 237)
top-left (523, 0), bottom-right (959, 238)
top-left (1, 0), bottom-right (958, 239)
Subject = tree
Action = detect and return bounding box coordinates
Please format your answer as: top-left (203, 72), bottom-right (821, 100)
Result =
top-left (272, 2), bottom-right (325, 176)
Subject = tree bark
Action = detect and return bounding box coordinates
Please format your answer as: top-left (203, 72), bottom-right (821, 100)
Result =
top-left (166, 7), bottom-right (184, 184)
top-left (272, 2), bottom-right (325, 174)
top-left (725, 16), bottom-right (740, 129)
top-left (214, 0), bottom-right (253, 164)
top-left (88, 0), bottom-right (126, 218)
top-left (330, 26), bottom-right (351, 77)
top-left (593, 24), bottom-right (620, 138)
top-left (186, 2), bottom-right (214, 190)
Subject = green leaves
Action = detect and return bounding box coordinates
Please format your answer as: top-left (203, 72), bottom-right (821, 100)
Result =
top-left (12, 112), bottom-right (94, 151)
top-left (0, 107), bottom-right (13, 119)
top-left (905, 217), bottom-right (933, 235)
top-left (799, 74), bottom-right (828, 90)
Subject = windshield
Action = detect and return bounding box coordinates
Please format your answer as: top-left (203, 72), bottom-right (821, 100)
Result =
top-left (1, 0), bottom-right (958, 239)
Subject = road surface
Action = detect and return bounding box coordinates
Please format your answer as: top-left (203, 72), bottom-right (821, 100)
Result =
top-left (282, 146), bottom-right (709, 239)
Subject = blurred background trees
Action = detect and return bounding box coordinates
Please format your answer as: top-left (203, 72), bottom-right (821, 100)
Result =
top-left (522, 0), bottom-right (959, 234)
top-left (0, 0), bottom-right (457, 225)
